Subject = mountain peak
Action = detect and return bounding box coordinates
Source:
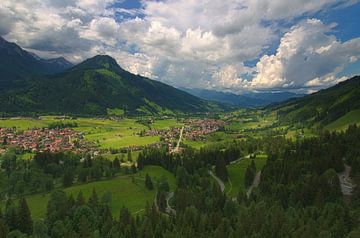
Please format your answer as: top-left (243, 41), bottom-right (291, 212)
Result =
top-left (71, 55), bottom-right (125, 73)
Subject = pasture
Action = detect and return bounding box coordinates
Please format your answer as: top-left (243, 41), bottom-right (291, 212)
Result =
top-left (3, 166), bottom-right (175, 219)
top-left (325, 109), bottom-right (360, 131)
top-left (225, 154), bottom-right (267, 197)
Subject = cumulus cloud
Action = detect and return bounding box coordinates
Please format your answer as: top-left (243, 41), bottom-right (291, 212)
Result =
top-left (0, 0), bottom-right (359, 92)
top-left (251, 19), bottom-right (360, 90)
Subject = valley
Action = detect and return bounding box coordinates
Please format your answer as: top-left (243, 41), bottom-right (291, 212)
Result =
top-left (1, 27), bottom-right (360, 237)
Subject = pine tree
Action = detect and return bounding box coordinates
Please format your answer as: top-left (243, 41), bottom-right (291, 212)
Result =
top-left (79, 215), bottom-right (92, 238)
top-left (127, 150), bottom-right (132, 162)
top-left (215, 156), bottom-right (228, 182)
top-left (113, 157), bottom-right (120, 171)
top-left (244, 165), bottom-right (255, 188)
top-left (76, 191), bottom-right (86, 206)
top-left (17, 198), bottom-right (33, 234)
top-left (0, 213), bottom-right (8, 238)
top-left (88, 189), bottom-right (99, 209)
top-left (63, 170), bottom-right (74, 187)
top-left (145, 174), bottom-right (154, 190)
top-left (4, 199), bottom-right (17, 231)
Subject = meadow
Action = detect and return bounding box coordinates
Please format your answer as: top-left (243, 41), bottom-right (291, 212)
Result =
top-left (0, 117), bottom-right (164, 149)
top-left (225, 154), bottom-right (267, 197)
top-left (3, 166), bottom-right (175, 219)
top-left (325, 109), bottom-right (360, 131)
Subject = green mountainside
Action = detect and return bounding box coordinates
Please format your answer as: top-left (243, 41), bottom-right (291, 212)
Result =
top-left (273, 76), bottom-right (360, 126)
top-left (0, 36), bottom-right (73, 91)
top-left (0, 55), bottom-right (214, 115)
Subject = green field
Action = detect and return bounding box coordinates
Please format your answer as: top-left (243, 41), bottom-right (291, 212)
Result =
top-left (0, 117), bottom-right (162, 149)
top-left (150, 119), bottom-right (183, 130)
top-left (325, 109), bottom-right (360, 131)
top-left (225, 154), bottom-right (267, 197)
top-left (3, 166), bottom-right (175, 219)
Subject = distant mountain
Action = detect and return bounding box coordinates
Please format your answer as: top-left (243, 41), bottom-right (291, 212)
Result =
top-left (0, 55), bottom-right (214, 115)
top-left (181, 88), bottom-right (303, 107)
top-left (0, 36), bottom-right (73, 90)
top-left (273, 76), bottom-right (360, 125)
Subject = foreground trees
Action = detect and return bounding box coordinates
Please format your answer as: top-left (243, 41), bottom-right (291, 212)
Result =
top-left (1, 125), bottom-right (360, 237)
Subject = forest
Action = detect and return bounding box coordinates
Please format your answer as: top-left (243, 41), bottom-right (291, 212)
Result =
top-left (0, 125), bottom-right (359, 237)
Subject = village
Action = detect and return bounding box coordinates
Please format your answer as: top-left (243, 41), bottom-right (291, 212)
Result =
top-left (0, 127), bottom-right (94, 154)
top-left (0, 118), bottom-right (226, 155)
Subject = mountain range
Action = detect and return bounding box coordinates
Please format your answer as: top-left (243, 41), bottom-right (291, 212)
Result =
top-left (0, 36), bottom-right (73, 91)
top-left (180, 88), bottom-right (304, 107)
top-left (1, 35), bottom-right (359, 121)
top-left (0, 37), bottom-right (215, 116)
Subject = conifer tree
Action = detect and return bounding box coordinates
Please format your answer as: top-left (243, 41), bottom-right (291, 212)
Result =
top-left (17, 198), bottom-right (33, 234)
top-left (145, 173), bottom-right (154, 190)
top-left (215, 156), bottom-right (228, 182)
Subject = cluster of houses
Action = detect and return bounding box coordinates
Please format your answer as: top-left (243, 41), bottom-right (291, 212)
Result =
top-left (0, 128), bottom-right (94, 153)
top-left (141, 127), bottom-right (181, 151)
top-left (183, 119), bottom-right (226, 141)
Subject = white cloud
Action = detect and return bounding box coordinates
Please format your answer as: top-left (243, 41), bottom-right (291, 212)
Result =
top-left (250, 19), bottom-right (360, 90)
top-left (0, 0), bottom-right (358, 92)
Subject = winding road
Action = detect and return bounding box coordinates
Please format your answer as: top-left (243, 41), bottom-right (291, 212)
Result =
top-left (165, 192), bottom-right (176, 215)
top-left (246, 171), bottom-right (261, 197)
top-left (209, 170), bottom-right (225, 192)
top-left (338, 165), bottom-right (355, 196)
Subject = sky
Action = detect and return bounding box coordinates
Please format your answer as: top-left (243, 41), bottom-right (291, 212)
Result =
top-left (1, 0), bottom-right (360, 94)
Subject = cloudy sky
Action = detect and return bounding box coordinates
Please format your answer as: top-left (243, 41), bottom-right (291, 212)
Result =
top-left (1, 0), bottom-right (360, 94)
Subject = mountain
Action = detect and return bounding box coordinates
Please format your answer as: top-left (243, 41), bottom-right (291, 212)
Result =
top-left (273, 76), bottom-right (360, 126)
top-left (244, 92), bottom-right (305, 103)
top-left (0, 36), bottom-right (73, 91)
top-left (0, 55), bottom-right (214, 115)
top-left (181, 88), bottom-right (303, 107)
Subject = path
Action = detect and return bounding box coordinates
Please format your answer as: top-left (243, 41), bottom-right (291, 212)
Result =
top-left (246, 171), bottom-right (261, 197)
top-left (165, 192), bottom-right (176, 215)
top-left (209, 170), bottom-right (225, 192)
top-left (338, 164), bottom-right (356, 196)
top-left (171, 126), bottom-right (184, 153)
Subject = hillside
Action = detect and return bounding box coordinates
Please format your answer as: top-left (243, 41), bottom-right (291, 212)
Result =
top-left (181, 87), bottom-right (303, 107)
top-left (0, 36), bottom-right (73, 91)
top-left (274, 76), bottom-right (360, 126)
top-left (0, 55), bottom-right (213, 115)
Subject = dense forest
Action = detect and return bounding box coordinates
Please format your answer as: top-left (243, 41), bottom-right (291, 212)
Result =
top-left (1, 125), bottom-right (360, 237)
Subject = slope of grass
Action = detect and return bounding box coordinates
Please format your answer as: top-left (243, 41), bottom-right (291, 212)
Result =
top-left (4, 166), bottom-right (175, 219)
top-left (325, 109), bottom-right (360, 131)
top-left (225, 154), bottom-right (267, 197)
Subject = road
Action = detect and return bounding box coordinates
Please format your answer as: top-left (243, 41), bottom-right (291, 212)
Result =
top-left (246, 171), bottom-right (261, 197)
top-left (209, 170), bottom-right (225, 192)
top-left (338, 164), bottom-right (355, 196)
top-left (171, 126), bottom-right (184, 153)
top-left (165, 192), bottom-right (176, 215)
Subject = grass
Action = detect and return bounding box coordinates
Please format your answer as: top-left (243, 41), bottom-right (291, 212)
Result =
top-left (150, 119), bottom-right (183, 130)
top-left (325, 109), bottom-right (360, 131)
top-left (102, 151), bottom-right (141, 162)
top-left (0, 117), bottom-right (161, 149)
top-left (3, 166), bottom-right (175, 219)
top-left (225, 154), bottom-right (267, 197)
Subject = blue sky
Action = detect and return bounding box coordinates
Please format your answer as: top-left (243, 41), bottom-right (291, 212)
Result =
top-left (0, 0), bottom-right (359, 94)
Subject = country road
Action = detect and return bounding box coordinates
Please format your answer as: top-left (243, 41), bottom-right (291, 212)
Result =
top-left (209, 170), bottom-right (225, 192)
top-left (247, 171), bottom-right (261, 197)
top-left (338, 164), bottom-right (355, 196)
top-left (165, 192), bottom-right (176, 215)
top-left (171, 126), bottom-right (184, 153)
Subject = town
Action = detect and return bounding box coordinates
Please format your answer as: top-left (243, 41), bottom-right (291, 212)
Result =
top-left (0, 127), bottom-right (94, 154)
